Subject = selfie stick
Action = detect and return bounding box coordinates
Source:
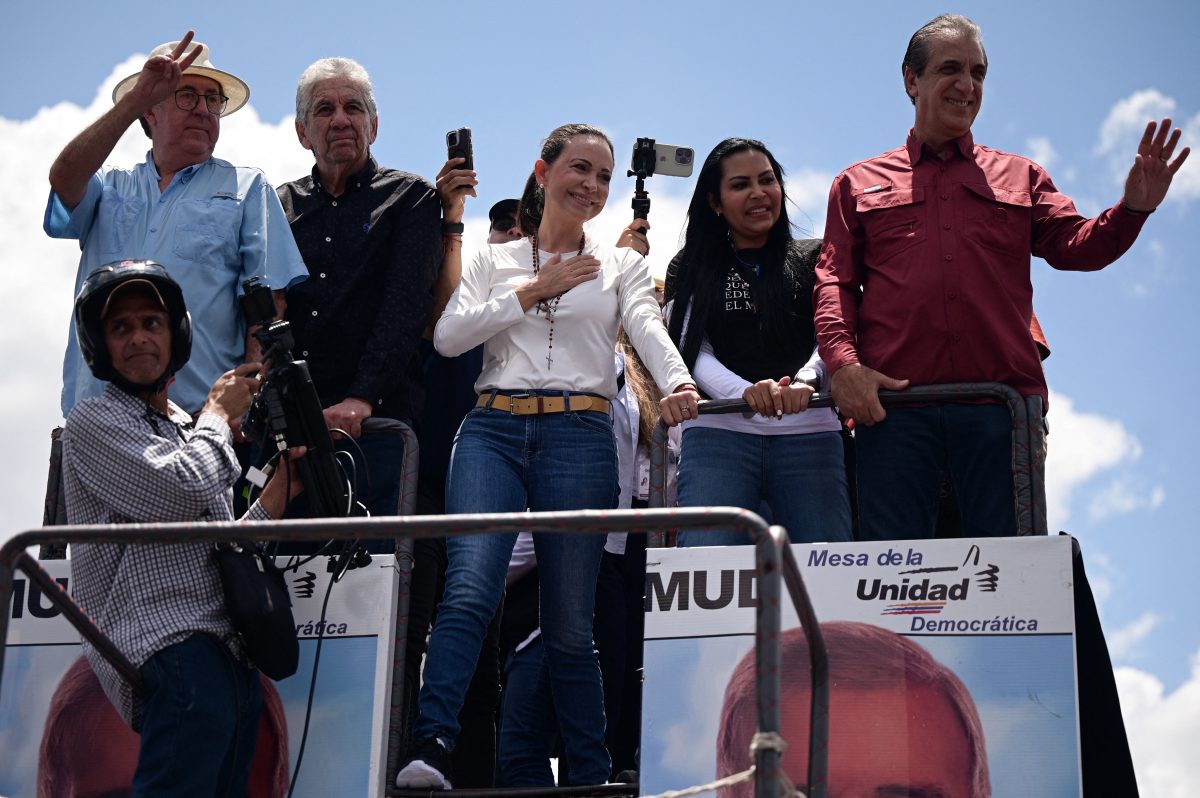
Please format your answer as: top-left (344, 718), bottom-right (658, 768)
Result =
top-left (628, 137), bottom-right (656, 221)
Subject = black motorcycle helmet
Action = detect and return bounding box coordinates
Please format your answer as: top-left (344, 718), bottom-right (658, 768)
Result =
top-left (75, 260), bottom-right (192, 393)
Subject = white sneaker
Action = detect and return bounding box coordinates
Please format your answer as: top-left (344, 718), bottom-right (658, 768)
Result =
top-left (395, 736), bottom-right (453, 790)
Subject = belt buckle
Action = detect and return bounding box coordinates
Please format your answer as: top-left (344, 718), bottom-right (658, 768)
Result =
top-left (507, 393), bottom-right (534, 414)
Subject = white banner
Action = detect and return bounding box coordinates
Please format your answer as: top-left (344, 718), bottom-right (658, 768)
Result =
top-left (0, 555), bottom-right (398, 798)
top-left (641, 536), bottom-right (1081, 798)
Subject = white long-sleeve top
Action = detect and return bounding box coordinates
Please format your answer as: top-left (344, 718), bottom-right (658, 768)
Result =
top-left (663, 299), bottom-right (841, 437)
top-left (434, 238), bottom-right (692, 398)
top-left (687, 338), bottom-right (842, 436)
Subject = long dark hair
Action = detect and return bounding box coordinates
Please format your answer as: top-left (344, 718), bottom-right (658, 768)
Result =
top-left (665, 137), bottom-right (799, 370)
top-left (518, 123), bottom-right (614, 236)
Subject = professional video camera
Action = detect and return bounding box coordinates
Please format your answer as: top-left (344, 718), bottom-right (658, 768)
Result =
top-left (240, 277), bottom-right (352, 520)
top-left (628, 137), bottom-right (695, 222)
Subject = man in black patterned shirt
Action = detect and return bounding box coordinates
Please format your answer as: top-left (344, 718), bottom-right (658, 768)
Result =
top-left (278, 57), bottom-right (441, 525)
top-left (62, 261), bottom-right (299, 795)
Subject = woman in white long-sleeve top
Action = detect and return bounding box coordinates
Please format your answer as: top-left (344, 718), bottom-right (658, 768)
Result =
top-left (665, 137), bottom-right (853, 547)
top-left (396, 123), bottom-right (700, 791)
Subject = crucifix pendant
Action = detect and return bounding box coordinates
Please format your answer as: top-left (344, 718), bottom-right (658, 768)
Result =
top-left (545, 351), bottom-right (554, 369)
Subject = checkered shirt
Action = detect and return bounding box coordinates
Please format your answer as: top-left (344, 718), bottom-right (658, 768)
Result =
top-left (61, 384), bottom-right (269, 728)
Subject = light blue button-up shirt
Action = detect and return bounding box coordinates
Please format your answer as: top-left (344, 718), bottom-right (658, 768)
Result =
top-left (45, 152), bottom-right (308, 415)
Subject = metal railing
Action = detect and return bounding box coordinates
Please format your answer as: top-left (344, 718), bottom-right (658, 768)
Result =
top-left (1, 506), bottom-right (828, 798)
top-left (649, 382), bottom-right (1048, 542)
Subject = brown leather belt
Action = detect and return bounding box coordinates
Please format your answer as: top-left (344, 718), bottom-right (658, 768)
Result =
top-left (476, 392), bottom-right (611, 415)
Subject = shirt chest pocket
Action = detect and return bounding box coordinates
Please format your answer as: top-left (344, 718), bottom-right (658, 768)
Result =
top-left (962, 182), bottom-right (1033, 256)
top-left (171, 197), bottom-right (241, 267)
top-left (98, 190), bottom-right (145, 255)
top-left (857, 188), bottom-right (926, 265)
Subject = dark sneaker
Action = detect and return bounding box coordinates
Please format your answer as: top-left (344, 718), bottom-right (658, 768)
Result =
top-left (395, 736), bottom-right (453, 789)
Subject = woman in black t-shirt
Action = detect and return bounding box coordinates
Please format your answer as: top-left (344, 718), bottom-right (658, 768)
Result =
top-left (665, 138), bottom-right (852, 546)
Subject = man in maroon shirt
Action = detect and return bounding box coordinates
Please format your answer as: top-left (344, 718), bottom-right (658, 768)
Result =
top-left (814, 14), bottom-right (1188, 540)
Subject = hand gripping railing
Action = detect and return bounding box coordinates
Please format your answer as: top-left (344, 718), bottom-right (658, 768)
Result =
top-left (649, 382), bottom-right (1048, 542)
top-left (0, 505), bottom-right (829, 798)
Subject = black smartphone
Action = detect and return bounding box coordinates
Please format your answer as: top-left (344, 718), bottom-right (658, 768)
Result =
top-left (446, 127), bottom-right (474, 171)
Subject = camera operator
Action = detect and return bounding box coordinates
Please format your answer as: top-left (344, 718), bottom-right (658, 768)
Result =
top-left (61, 260), bottom-right (303, 795)
top-left (276, 58), bottom-right (441, 530)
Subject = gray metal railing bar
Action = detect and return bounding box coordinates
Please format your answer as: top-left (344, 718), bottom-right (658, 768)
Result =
top-left (2, 506), bottom-right (834, 798)
top-left (0, 509), bottom-right (773, 773)
top-left (648, 381), bottom-right (1047, 538)
top-left (753, 525), bottom-right (786, 798)
top-left (7, 548), bottom-right (143, 693)
top-left (779, 542), bottom-right (829, 798)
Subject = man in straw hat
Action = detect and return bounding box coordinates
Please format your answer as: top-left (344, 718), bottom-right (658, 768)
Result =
top-left (45, 30), bottom-right (307, 419)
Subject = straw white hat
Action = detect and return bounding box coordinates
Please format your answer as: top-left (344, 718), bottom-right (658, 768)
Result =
top-left (111, 39), bottom-right (249, 117)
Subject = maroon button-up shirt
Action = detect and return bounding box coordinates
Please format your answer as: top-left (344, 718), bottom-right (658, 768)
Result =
top-left (814, 130), bottom-right (1148, 404)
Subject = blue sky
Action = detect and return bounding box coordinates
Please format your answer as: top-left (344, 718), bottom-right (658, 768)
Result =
top-left (1, 1), bottom-right (1197, 793)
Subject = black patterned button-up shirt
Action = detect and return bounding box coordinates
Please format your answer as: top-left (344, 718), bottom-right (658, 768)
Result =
top-left (278, 157), bottom-right (442, 422)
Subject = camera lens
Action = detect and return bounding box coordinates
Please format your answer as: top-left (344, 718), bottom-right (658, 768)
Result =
top-left (448, 132), bottom-right (459, 146)
top-left (676, 148), bottom-right (693, 165)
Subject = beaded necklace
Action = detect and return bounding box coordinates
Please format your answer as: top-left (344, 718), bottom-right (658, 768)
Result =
top-left (731, 245), bottom-right (762, 278)
top-left (530, 232), bottom-right (586, 369)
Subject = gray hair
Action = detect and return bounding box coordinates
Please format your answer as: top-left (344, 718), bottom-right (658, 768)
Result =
top-left (902, 14), bottom-right (987, 106)
top-left (295, 57), bottom-right (378, 124)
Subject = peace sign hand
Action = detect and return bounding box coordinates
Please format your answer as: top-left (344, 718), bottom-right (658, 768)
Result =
top-left (126, 30), bottom-right (203, 111)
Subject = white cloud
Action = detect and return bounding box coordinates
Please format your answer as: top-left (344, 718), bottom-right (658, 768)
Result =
top-left (1096, 90), bottom-right (1176, 157)
top-left (1043, 390), bottom-right (1143, 530)
top-left (1094, 90), bottom-right (1199, 203)
top-left (1026, 136), bottom-right (1058, 170)
top-left (1108, 611), bottom-right (1162, 659)
top-left (1088, 479), bottom-right (1165, 523)
top-left (586, 190), bottom-right (692, 281)
top-left (785, 167), bottom-right (835, 238)
top-left (1116, 652), bottom-right (1200, 798)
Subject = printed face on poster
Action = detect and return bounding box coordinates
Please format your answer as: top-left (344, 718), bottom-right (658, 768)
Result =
top-left (0, 556), bottom-right (398, 798)
top-left (641, 536), bottom-right (1081, 798)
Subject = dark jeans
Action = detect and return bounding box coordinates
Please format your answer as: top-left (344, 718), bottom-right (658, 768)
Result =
top-left (134, 634), bottom-right (261, 797)
top-left (593, 540), bottom-right (647, 776)
top-left (499, 540), bottom-right (648, 786)
top-left (855, 403), bottom-right (1016, 540)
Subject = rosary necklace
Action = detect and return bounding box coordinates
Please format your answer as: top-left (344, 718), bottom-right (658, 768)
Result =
top-left (530, 232), bottom-right (586, 369)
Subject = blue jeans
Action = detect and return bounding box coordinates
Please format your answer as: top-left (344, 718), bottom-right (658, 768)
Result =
top-left (134, 634), bottom-right (262, 797)
top-left (855, 403), bottom-right (1016, 540)
top-left (676, 428), bottom-right (852, 546)
top-left (412, 399), bottom-right (617, 786)
top-left (499, 636), bottom-right (558, 786)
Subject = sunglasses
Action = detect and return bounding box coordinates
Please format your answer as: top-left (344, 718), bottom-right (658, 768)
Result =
top-left (490, 215), bottom-right (518, 232)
